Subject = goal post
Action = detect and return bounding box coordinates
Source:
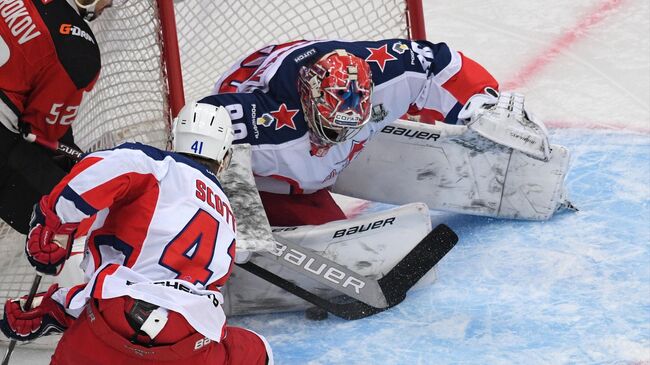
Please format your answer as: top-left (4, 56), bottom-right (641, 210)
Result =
top-left (158, 0), bottom-right (185, 120)
top-left (161, 0), bottom-right (427, 119)
top-left (406, 0), bottom-right (427, 40)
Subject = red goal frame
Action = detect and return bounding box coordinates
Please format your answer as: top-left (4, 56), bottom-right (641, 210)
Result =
top-left (157, 0), bottom-right (427, 120)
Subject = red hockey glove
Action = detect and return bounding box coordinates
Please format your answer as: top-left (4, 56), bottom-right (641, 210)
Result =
top-left (0, 284), bottom-right (72, 341)
top-left (25, 197), bottom-right (78, 275)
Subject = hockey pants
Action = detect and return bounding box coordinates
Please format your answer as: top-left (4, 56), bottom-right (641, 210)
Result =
top-left (50, 297), bottom-right (272, 365)
top-left (259, 189), bottom-right (346, 226)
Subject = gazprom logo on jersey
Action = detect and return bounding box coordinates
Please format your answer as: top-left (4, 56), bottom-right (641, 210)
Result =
top-left (59, 24), bottom-right (94, 44)
top-left (293, 48), bottom-right (316, 63)
top-left (256, 113), bottom-right (275, 127)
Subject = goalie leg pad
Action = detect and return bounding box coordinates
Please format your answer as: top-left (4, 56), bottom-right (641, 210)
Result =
top-left (332, 119), bottom-right (571, 220)
top-left (221, 203), bottom-right (433, 315)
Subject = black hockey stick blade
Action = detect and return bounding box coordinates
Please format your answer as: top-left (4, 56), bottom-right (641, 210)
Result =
top-left (378, 223), bottom-right (458, 307)
top-left (238, 224), bottom-right (458, 320)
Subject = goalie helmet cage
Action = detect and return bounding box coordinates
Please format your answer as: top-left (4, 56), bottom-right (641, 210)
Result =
top-left (0, 0), bottom-right (425, 349)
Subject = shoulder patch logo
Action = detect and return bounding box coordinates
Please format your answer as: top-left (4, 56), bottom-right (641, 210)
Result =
top-left (370, 104), bottom-right (388, 123)
top-left (365, 44), bottom-right (397, 72)
top-left (257, 113), bottom-right (275, 127)
top-left (392, 42), bottom-right (409, 54)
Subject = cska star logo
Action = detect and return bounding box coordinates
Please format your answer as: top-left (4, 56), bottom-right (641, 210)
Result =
top-left (338, 139), bottom-right (367, 167)
top-left (365, 44), bottom-right (397, 72)
top-left (270, 103), bottom-right (299, 130)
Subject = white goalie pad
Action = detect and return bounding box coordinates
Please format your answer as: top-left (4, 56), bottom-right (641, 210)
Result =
top-left (332, 119), bottom-right (571, 220)
top-left (221, 202), bottom-right (433, 315)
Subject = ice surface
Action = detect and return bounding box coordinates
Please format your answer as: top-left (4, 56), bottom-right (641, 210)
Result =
top-left (3, 0), bottom-right (648, 363)
top-left (229, 132), bottom-right (649, 365)
top-left (236, 0), bottom-right (650, 363)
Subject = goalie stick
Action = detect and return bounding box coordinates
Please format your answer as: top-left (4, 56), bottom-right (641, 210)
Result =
top-left (2, 274), bottom-right (42, 365)
top-left (238, 224), bottom-right (458, 320)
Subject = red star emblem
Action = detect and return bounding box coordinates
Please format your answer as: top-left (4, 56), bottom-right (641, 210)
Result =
top-left (365, 45), bottom-right (397, 72)
top-left (270, 103), bottom-right (299, 130)
top-left (343, 139), bottom-right (367, 164)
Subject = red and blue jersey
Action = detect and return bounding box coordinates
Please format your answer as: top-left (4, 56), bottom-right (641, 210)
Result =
top-left (48, 143), bottom-right (235, 341)
top-left (199, 39), bottom-right (498, 194)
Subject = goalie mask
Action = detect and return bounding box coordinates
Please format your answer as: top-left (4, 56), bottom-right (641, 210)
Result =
top-left (298, 49), bottom-right (373, 149)
top-left (172, 103), bottom-right (235, 176)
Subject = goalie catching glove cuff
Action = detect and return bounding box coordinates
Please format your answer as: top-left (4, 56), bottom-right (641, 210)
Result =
top-left (457, 86), bottom-right (499, 122)
top-left (457, 87), bottom-right (551, 161)
top-left (25, 197), bottom-right (78, 275)
top-left (0, 284), bottom-right (71, 341)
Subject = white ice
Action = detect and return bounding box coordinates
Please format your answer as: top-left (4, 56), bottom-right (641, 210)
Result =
top-left (5, 0), bottom-right (649, 363)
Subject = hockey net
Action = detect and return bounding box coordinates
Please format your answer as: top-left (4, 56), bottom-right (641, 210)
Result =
top-left (0, 0), bottom-right (423, 350)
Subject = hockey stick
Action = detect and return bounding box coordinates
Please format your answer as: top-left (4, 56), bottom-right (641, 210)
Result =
top-left (255, 236), bottom-right (392, 308)
top-left (238, 223), bottom-right (458, 320)
top-left (24, 133), bottom-right (84, 161)
top-left (1, 135), bottom-right (78, 364)
top-left (2, 274), bottom-right (42, 365)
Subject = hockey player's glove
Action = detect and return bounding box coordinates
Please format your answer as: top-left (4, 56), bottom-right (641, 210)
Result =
top-left (457, 87), bottom-right (551, 161)
top-left (25, 197), bottom-right (77, 275)
top-left (0, 284), bottom-right (71, 341)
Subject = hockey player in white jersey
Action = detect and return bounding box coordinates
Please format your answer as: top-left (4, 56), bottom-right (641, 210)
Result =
top-left (200, 39), bottom-right (568, 227)
top-left (0, 103), bottom-right (273, 364)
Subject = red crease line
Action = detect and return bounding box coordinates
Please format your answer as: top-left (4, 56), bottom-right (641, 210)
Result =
top-left (504, 0), bottom-right (626, 90)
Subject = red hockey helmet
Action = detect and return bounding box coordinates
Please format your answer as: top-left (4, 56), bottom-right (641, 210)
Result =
top-left (298, 50), bottom-right (373, 147)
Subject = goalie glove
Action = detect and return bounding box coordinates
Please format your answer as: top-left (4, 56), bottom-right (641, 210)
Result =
top-left (0, 284), bottom-right (71, 341)
top-left (25, 197), bottom-right (78, 275)
top-left (458, 88), bottom-right (551, 161)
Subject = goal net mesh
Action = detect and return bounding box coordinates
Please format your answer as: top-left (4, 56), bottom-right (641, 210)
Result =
top-left (0, 0), bottom-right (411, 348)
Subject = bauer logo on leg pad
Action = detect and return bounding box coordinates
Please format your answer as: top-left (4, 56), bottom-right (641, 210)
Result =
top-left (332, 217), bottom-right (395, 238)
top-left (381, 125), bottom-right (440, 141)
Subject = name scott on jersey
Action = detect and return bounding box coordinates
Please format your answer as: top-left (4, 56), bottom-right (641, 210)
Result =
top-left (194, 179), bottom-right (236, 230)
top-left (0, 0), bottom-right (41, 45)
